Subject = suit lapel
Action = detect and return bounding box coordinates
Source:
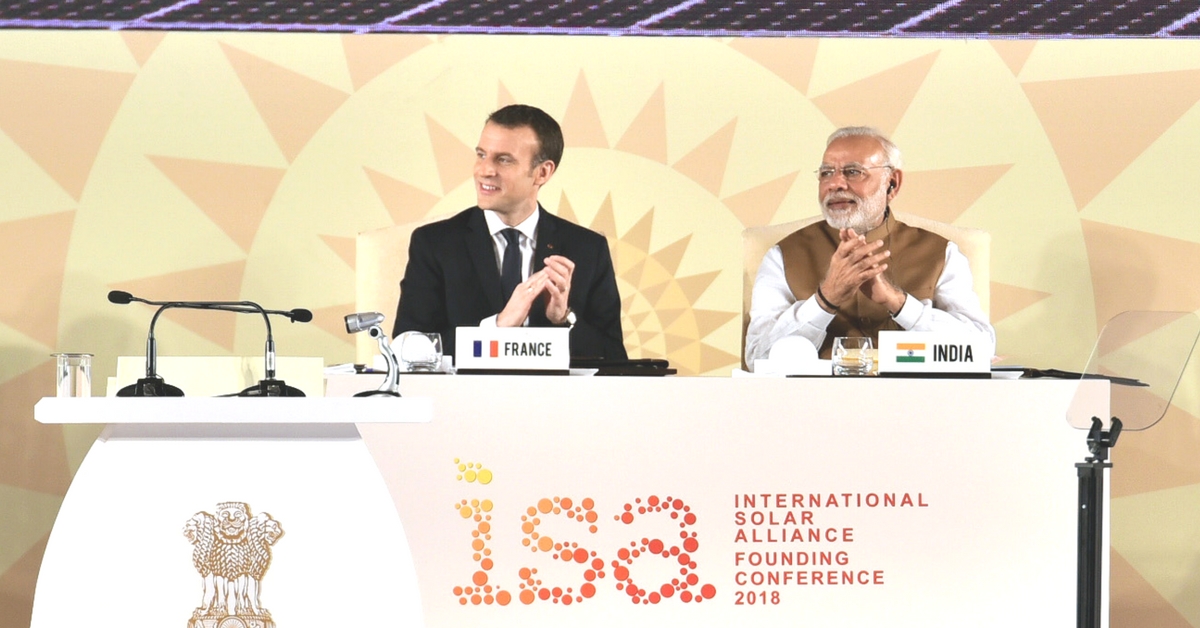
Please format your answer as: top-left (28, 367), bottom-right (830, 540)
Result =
top-left (530, 206), bottom-right (560, 327)
top-left (466, 207), bottom-right (504, 313)
top-left (533, 206), bottom-right (559, 273)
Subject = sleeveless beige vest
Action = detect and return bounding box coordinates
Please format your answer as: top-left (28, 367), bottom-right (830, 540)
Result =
top-left (777, 211), bottom-right (948, 358)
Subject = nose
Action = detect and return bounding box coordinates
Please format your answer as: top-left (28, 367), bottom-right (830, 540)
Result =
top-left (475, 157), bottom-right (494, 177)
top-left (821, 174), bottom-right (848, 192)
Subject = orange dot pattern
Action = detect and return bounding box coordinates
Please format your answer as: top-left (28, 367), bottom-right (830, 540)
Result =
top-left (453, 497), bottom-right (510, 606)
top-left (611, 495), bottom-right (715, 604)
top-left (453, 457), bottom-right (494, 485)
top-left (518, 496), bottom-right (602, 605)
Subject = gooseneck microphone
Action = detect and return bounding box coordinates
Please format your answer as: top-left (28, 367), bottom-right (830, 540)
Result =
top-left (228, 301), bottom-right (305, 398)
top-left (344, 311), bottom-right (401, 397)
top-left (109, 290), bottom-right (312, 322)
top-left (107, 290), bottom-right (311, 397)
top-left (116, 296), bottom-right (187, 397)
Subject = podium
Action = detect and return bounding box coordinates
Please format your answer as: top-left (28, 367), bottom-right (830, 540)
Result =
top-left (31, 397), bottom-right (431, 628)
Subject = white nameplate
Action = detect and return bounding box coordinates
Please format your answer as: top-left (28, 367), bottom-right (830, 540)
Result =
top-left (877, 330), bottom-right (992, 375)
top-left (455, 326), bottom-right (570, 371)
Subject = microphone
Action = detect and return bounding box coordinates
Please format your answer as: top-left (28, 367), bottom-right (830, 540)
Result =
top-left (108, 290), bottom-right (136, 304)
top-left (227, 300), bottom-right (304, 398)
top-left (344, 311), bottom-right (400, 397)
top-left (112, 290), bottom-right (311, 323)
top-left (110, 296), bottom-right (187, 397)
top-left (345, 311), bottom-right (385, 333)
top-left (286, 309), bottom-right (313, 323)
top-left (108, 290), bottom-right (309, 397)
top-left (222, 303), bottom-right (313, 323)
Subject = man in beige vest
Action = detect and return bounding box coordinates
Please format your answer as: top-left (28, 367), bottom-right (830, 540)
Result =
top-left (745, 126), bottom-right (994, 368)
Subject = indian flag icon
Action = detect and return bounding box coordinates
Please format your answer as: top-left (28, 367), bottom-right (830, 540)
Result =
top-left (897, 343), bottom-right (926, 363)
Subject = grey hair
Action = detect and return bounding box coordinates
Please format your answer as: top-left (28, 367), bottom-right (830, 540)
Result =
top-left (826, 126), bottom-right (903, 170)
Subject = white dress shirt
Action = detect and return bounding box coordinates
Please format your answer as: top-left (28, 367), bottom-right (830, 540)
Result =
top-left (479, 209), bottom-right (539, 326)
top-left (745, 240), bottom-right (995, 369)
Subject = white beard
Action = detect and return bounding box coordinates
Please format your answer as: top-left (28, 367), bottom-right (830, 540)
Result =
top-left (821, 187), bottom-right (888, 235)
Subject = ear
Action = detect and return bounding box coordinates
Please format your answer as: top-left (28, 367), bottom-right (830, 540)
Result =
top-left (533, 160), bottom-right (557, 187)
top-left (886, 170), bottom-right (903, 201)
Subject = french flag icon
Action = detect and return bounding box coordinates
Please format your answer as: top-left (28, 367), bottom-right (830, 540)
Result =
top-left (472, 340), bottom-right (499, 358)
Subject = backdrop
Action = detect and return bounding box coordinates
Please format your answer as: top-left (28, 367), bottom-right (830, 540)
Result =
top-left (1, 32), bottom-right (1199, 627)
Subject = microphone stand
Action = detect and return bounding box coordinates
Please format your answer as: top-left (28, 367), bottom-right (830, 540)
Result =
top-left (117, 302), bottom-right (186, 397)
top-left (355, 323), bottom-right (401, 398)
top-left (343, 312), bottom-right (401, 397)
top-left (232, 302), bottom-right (304, 397)
top-left (1077, 417), bottom-right (1121, 628)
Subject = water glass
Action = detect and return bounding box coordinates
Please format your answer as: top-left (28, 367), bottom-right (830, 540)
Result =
top-left (52, 352), bottom-right (93, 397)
top-left (832, 337), bottom-right (873, 376)
top-left (396, 332), bottom-right (443, 372)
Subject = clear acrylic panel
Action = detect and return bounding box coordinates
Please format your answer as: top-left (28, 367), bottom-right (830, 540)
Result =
top-left (1067, 311), bottom-right (1200, 431)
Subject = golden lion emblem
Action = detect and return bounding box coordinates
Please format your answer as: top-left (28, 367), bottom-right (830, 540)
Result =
top-left (184, 502), bottom-right (283, 628)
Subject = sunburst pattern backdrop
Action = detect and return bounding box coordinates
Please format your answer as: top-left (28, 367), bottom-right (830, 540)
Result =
top-left (2, 32), bottom-right (1200, 627)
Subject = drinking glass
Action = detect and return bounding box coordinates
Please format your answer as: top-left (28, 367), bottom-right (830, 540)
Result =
top-left (52, 352), bottom-right (93, 397)
top-left (832, 337), bottom-right (873, 376)
top-left (396, 332), bottom-right (443, 372)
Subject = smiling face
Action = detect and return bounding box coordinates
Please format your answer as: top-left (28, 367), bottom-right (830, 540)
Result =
top-left (474, 122), bottom-right (556, 226)
top-left (818, 135), bottom-right (898, 234)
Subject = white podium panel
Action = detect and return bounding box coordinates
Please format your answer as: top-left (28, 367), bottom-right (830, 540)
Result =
top-left (32, 398), bottom-right (431, 628)
top-left (344, 376), bottom-right (1107, 628)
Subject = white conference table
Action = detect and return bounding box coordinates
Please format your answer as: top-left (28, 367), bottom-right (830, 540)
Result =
top-left (335, 374), bottom-right (1109, 628)
top-left (30, 377), bottom-right (1108, 628)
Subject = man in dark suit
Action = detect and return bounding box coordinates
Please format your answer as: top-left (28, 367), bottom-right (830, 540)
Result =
top-left (393, 104), bottom-right (627, 360)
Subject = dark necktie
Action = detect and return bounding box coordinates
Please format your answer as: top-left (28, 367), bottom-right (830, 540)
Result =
top-left (500, 228), bottom-right (522, 303)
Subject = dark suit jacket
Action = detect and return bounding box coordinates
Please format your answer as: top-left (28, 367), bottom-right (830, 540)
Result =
top-left (394, 206), bottom-right (628, 360)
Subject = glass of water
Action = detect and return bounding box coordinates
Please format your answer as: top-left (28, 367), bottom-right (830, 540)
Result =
top-left (52, 352), bottom-right (93, 397)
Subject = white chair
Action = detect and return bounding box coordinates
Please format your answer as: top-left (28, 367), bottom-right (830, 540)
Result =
top-left (354, 221), bottom-right (426, 364)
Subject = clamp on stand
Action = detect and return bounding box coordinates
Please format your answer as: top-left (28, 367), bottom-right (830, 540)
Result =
top-left (1076, 416), bottom-right (1122, 628)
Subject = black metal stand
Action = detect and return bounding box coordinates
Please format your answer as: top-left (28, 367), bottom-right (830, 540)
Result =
top-left (1077, 416), bottom-right (1122, 628)
top-left (235, 378), bottom-right (306, 397)
top-left (116, 375), bottom-right (184, 397)
top-left (353, 388), bottom-right (401, 397)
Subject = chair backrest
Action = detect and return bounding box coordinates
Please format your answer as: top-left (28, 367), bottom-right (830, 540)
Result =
top-left (355, 221), bottom-right (424, 364)
top-left (741, 212), bottom-right (991, 364)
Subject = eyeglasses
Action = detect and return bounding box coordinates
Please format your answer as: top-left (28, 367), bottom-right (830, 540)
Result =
top-left (815, 164), bottom-right (893, 182)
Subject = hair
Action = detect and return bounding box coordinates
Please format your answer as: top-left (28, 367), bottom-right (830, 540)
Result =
top-left (487, 104), bottom-right (564, 169)
top-left (826, 126), bottom-right (903, 170)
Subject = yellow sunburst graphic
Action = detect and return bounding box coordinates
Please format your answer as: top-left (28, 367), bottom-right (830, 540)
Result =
top-left (554, 192), bottom-right (733, 375)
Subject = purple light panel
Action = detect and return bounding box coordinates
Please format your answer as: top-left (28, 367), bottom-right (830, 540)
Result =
top-left (1, 0), bottom-right (1199, 36)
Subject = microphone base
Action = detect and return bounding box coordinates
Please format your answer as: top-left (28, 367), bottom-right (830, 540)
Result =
top-left (353, 389), bottom-right (402, 398)
top-left (236, 379), bottom-right (306, 397)
top-left (116, 376), bottom-right (185, 397)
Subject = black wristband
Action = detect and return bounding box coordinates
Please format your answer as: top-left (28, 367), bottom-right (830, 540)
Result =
top-left (815, 285), bottom-right (840, 313)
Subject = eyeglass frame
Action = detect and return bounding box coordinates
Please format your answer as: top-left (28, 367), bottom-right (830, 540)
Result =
top-left (814, 164), bottom-right (894, 182)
